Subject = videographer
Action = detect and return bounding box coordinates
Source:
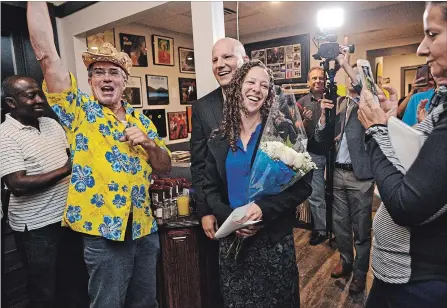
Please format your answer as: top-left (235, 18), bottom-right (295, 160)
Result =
top-left (315, 53), bottom-right (374, 294)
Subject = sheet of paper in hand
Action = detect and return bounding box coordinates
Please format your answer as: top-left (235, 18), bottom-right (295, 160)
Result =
top-left (388, 116), bottom-right (426, 173)
top-left (214, 203), bottom-right (261, 239)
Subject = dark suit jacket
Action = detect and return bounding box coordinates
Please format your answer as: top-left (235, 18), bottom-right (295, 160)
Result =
top-left (202, 129), bottom-right (313, 241)
top-left (315, 97), bottom-right (373, 181)
top-left (190, 87), bottom-right (224, 218)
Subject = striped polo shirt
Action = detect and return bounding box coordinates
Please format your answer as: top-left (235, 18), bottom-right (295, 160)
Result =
top-left (0, 114), bottom-right (69, 231)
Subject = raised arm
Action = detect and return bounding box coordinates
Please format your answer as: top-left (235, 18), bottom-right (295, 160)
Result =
top-left (398, 92), bottom-right (414, 118)
top-left (27, 2), bottom-right (70, 93)
top-left (397, 77), bottom-right (427, 118)
top-left (336, 49), bottom-right (358, 87)
top-left (365, 115), bottom-right (447, 226)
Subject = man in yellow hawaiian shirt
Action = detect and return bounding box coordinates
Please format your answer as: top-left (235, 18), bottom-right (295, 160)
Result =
top-left (27, 3), bottom-right (171, 308)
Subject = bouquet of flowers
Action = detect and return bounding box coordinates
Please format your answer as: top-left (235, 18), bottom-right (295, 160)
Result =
top-left (248, 91), bottom-right (316, 200)
top-left (218, 92), bottom-right (316, 259)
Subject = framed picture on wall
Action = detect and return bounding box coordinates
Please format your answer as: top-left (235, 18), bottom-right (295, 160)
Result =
top-left (146, 75), bottom-right (169, 105)
top-left (178, 47), bottom-right (195, 73)
top-left (152, 34), bottom-right (174, 66)
top-left (119, 33), bottom-right (148, 67)
top-left (178, 78), bottom-right (197, 105)
top-left (86, 29), bottom-right (115, 52)
top-left (122, 76), bottom-right (142, 107)
top-left (244, 34), bottom-right (310, 85)
top-left (167, 111), bottom-right (188, 140)
top-left (186, 106), bottom-right (192, 133)
top-left (143, 109), bottom-right (167, 138)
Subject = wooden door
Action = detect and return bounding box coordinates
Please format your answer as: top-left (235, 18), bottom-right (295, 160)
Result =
top-left (159, 228), bottom-right (202, 308)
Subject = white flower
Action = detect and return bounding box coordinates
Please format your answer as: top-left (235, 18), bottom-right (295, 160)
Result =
top-left (261, 141), bottom-right (317, 173)
top-left (279, 147), bottom-right (295, 165)
top-left (261, 141), bottom-right (283, 160)
top-left (292, 154), bottom-right (305, 169)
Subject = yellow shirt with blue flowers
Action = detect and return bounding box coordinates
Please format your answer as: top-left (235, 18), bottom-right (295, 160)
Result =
top-left (43, 73), bottom-right (170, 241)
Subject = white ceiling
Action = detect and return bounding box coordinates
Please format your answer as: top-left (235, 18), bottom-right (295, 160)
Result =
top-left (132, 1), bottom-right (424, 44)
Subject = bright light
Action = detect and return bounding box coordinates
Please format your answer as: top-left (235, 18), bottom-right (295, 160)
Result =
top-left (90, 46), bottom-right (98, 50)
top-left (317, 7), bottom-right (344, 30)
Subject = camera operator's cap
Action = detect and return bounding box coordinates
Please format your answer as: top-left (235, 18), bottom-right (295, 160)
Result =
top-left (82, 42), bottom-right (132, 75)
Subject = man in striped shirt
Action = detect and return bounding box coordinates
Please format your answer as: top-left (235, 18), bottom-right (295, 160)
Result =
top-left (0, 76), bottom-right (88, 308)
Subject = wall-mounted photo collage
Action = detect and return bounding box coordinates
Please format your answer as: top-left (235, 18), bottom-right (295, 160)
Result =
top-left (245, 34), bottom-right (310, 84)
top-left (251, 43), bottom-right (302, 81)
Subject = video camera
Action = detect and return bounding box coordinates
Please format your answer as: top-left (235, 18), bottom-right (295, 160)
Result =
top-left (312, 31), bottom-right (355, 60)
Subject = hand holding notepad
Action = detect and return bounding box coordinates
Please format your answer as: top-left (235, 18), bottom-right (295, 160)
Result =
top-left (214, 203), bottom-right (262, 239)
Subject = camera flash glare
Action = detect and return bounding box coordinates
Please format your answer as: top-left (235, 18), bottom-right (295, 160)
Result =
top-left (317, 8), bottom-right (344, 30)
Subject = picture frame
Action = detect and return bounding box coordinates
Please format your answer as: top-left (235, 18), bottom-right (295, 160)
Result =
top-left (178, 78), bottom-right (197, 105)
top-left (86, 29), bottom-right (115, 52)
top-left (122, 76), bottom-right (143, 108)
top-left (251, 49), bottom-right (266, 64)
top-left (143, 109), bottom-right (167, 138)
top-left (178, 47), bottom-right (195, 74)
top-left (244, 34), bottom-right (310, 85)
top-left (146, 75), bottom-right (169, 105)
top-left (119, 33), bottom-right (148, 67)
top-left (167, 111), bottom-right (188, 140)
top-left (152, 34), bottom-right (174, 66)
top-left (186, 106), bottom-right (192, 133)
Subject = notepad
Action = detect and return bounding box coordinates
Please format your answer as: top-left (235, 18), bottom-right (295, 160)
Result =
top-left (387, 116), bottom-right (427, 173)
top-left (214, 203), bottom-right (261, 239)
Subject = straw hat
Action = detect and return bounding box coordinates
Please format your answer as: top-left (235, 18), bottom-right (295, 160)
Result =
top-left (82, 42), bottom-right (132, 75)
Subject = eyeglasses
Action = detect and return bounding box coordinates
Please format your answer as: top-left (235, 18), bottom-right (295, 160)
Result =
top-left (91, 68), bottom-right (123, 78)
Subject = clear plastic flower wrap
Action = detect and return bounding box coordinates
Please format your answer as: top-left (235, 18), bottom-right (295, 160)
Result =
top-left (248, 91), bottom-right (316, 201)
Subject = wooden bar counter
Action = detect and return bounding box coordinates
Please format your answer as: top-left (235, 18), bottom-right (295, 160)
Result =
top-left (156, 215), bottom-right (223, 308)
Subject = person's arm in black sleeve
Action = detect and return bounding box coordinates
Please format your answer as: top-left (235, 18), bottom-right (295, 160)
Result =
top-left (366, 114), bottom-right (447, 226)
top-left (256, 171), bottom-right (313, 224)
top-left (315, 121), bottom-right (329, 144)
top-left (202, 146), bottom-right (233, 225)
top-left (190, 104), bottom-right (212, 218)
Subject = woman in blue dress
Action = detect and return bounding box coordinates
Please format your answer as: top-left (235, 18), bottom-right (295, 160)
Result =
top-left (203, 60), bottom-right (313, 308)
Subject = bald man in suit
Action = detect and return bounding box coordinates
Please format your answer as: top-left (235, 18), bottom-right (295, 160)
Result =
top-left (191, 37), bottom-right (249, 239)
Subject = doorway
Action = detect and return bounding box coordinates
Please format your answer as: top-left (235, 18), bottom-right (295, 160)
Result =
top-left (401, 65), bottom-right (419, 97)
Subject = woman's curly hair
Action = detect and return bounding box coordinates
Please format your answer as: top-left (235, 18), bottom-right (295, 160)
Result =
top-left (221, 60), bottom-right (275, 151)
